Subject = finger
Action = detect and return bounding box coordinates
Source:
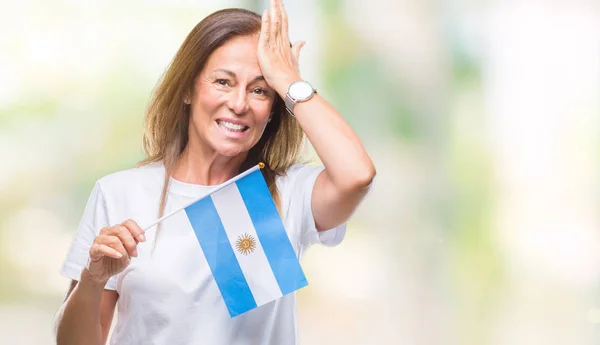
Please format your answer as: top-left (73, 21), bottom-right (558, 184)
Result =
top-left (122, 219), bottom-right (146, 242)
top-left (260, 9), bottom-right (270, 46)
top-left (106, 226), bottom-right (138, 257)
top-left (291, 40), bottom-right (305, 61)
top-left (90, 243), bottom-right (123, 261)
top-left (280, 0), bottom-right (289, 43)
top-left (115, 226), bottom-right (139, 257)
top-left (99, 226), bottom-right (111, 236)
top-left (270, 0), bottom-right (281, 40)
top-left (103, 235), bottom-right (130, 258)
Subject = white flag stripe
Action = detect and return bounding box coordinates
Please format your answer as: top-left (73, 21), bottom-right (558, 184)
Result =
top-left (211, 183), bottom-right (283, 306)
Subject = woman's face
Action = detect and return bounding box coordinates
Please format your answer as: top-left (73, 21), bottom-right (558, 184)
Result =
top-left (187, 35), bottom-right (276, 159)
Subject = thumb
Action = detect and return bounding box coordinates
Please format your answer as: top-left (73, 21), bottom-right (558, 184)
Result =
top-left (291, 40), bottom-right (306, 60)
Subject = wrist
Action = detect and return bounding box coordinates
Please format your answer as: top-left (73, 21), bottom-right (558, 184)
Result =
top-left (273, 73), bottom-right (301, 98)
top-left (80, 268), bottom-right (108, 292)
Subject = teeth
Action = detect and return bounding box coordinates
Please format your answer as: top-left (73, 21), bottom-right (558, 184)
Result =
top-left (218, 120), bottom-right (247, 132)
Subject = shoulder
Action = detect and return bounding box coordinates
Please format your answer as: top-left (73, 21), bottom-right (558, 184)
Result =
top-left (95, 162), bottom-right (165, 198)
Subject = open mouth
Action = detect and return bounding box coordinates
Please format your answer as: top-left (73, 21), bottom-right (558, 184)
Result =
top-left (216, 119), bottom-right (249, 132)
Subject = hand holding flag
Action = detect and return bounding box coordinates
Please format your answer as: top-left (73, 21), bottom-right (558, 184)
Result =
top-left (83, 163), bottom-right (307, 317)
top-left (85, 219), bottom-right (146, 286)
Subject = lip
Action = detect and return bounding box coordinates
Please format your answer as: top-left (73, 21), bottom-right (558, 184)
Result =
top-left (215, 119), bottom-right (250, 139)
top-left (215, 118), bottom-right (249, 127)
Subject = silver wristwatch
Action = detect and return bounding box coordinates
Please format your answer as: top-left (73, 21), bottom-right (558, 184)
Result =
top-left (284, 80), bottom-right (317, 116)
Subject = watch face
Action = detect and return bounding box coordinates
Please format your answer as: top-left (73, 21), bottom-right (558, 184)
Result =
top-left (289, 81), bottom-right (314, 101)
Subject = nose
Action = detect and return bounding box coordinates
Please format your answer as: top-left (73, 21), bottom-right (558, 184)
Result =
top-left (226, 87), bottom-right (249, 115)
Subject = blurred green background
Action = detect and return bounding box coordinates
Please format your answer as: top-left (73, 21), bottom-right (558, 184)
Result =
top-left (1, 0), bottom-right (599, 344)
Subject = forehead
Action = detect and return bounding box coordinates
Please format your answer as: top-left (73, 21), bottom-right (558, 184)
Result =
top-left (203, 35), bottom-right (260, 75)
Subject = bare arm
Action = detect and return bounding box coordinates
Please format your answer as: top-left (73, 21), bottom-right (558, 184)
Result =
top-left (55, 219), bottom-right (145, 345)
top-left (259, 0), bottom-right (376, 231)
top-left (292, 95), bottom-right (375, 231)
top-left (54, 275), bottom-right (118, 345)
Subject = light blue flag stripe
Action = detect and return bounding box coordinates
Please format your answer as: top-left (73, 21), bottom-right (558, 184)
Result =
top-left (236, 170), bottom-right (308, 295)
top-left (185, 197), bottom-right (257, 317)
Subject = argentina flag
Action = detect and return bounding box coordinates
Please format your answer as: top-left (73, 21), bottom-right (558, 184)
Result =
top-left (180, 164), bottom-right (308, 317)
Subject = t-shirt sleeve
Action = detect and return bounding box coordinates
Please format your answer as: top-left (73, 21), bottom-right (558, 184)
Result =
top-left (279, 164), bottom-right (346, 249)
top-left (59, 181), bottom-right (118, 290)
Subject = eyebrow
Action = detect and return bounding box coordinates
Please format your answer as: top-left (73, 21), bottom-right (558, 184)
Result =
top-left (213, 68), bottom-right (265, 82)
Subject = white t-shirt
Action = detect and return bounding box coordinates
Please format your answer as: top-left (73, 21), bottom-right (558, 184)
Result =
top-left (60, 162), bottom-right (345, 345)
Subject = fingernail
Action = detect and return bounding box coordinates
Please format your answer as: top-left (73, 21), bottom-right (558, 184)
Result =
top-left (115, 251), bottom-right (123, 259)
top-left (139, 233), bottom-right (146, 242)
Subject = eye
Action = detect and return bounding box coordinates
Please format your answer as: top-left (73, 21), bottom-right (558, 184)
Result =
top-left (215, 79), bottom-right (231, 87)
top-left (252, 87), bottom-right (269, 96)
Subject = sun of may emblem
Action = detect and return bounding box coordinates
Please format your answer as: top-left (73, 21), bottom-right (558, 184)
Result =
top-left (235, 233), bottom-right (256, 255)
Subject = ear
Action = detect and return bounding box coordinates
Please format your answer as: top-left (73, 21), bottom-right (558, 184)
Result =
top-left (268, 109), bottom-right (276, 123)
top-left (183, 91), bottom-right (191, 104)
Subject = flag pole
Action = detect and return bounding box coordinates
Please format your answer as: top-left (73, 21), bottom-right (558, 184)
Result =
top-left (143, 162), bottom-right (265, 231)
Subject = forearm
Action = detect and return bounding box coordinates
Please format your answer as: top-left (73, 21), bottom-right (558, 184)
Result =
top-left (55, 273), bottom-right (105, 345)
top-left (292, 94), bottom-right (376, 190)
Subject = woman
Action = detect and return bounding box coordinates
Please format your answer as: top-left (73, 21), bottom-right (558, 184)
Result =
top-left (54, 1), bottom-right (375, 344)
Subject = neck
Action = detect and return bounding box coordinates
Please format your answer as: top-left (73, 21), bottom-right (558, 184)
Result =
top-left (171, 144), bottom-right (248, 186)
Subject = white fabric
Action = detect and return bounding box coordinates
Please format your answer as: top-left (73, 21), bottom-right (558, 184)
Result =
top-left (60, 162), bottom-right (345, 345)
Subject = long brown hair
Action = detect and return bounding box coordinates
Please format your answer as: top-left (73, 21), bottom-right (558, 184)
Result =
top-left (138, 8), bottom-right (304, 230)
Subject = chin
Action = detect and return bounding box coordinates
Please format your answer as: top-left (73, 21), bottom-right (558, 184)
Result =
top-left (213, 142), bottom-right (252, 158)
